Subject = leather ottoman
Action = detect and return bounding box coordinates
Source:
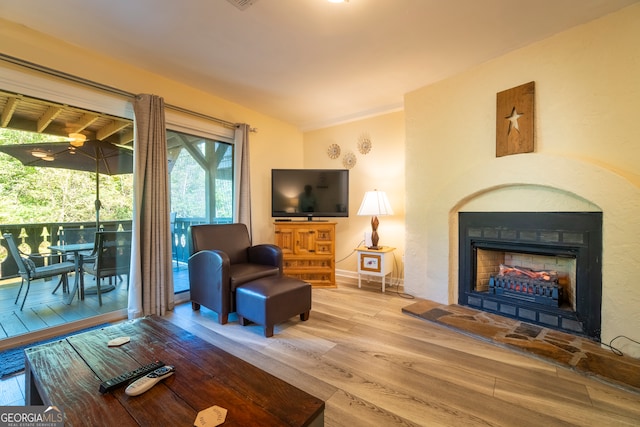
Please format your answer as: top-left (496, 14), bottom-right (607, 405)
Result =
top-left (235, 276), bottom-right (311, 337)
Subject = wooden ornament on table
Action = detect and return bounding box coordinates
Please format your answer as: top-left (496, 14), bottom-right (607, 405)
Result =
top-left (496, 81), bottom-right (535, 157)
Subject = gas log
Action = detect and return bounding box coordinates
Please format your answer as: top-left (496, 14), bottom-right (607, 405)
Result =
top-left (489, 264), bottom-right (562, 307)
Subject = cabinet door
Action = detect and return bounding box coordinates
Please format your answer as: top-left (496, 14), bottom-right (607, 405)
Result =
top-left (274, 226), bottom-right (295, 255)
top-left (294, 228), bottom-right (317, 255)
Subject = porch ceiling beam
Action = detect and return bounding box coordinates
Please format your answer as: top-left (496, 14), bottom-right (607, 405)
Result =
top-left (96, 120), bottom-right (129, 141)
top-left (119, 129), bottom-right (134, 144)
top-left (69, 113), bottom-right (100, 133)
top-left (1, 96), bottom-right (20, 127)
top-left (37, 106), bottom-right (63, 133)
top-left (178, 133), bottom-right (207, 170)
top-left (5, 116), bottom-right (126, 145)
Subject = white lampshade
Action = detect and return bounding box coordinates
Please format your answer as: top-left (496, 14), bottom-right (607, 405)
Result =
top-left (357, 190), bottom-right (393, 216)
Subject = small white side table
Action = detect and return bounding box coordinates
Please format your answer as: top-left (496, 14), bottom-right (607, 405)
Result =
top-left (356, 246), bottom-right (396, 293)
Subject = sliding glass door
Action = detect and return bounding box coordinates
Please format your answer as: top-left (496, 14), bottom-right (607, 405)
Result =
top-left (166, 129), bottom-right (233, 293)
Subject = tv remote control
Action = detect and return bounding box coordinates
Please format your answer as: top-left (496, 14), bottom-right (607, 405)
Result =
top-left (125, 365), bottom-right (175, 396)
top-left (99, 361), bottom-right (165, 394)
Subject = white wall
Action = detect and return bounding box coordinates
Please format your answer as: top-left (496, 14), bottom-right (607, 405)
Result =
top-left (404, 5), bottom-right (640, 357)
top-left (0, 18), bottom-right (305, 245)
top-left (303, 112), bottom-right (405, 278)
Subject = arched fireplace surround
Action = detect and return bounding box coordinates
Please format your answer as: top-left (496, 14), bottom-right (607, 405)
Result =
top-left (406, 154), bottom-right (640, 357)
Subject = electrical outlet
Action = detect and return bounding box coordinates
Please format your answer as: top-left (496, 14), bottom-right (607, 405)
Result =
top-left (364, 232), bottom-right (372, 248)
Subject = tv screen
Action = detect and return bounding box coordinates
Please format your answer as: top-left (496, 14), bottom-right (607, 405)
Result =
top-left (271, 169), bottom-right (349, 219)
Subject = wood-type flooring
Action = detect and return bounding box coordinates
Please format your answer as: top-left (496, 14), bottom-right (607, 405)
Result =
top-left (2, 283), bottom-right (640, 426)
top-left (168, 284), bottom-right (640, 426)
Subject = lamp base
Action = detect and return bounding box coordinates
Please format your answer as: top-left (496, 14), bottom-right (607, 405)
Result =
top-left (370, 216), bottom-right (380, 249)
top-left (366, 246), bottom-right (382, 250)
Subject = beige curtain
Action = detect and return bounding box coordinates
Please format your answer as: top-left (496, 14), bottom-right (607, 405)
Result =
top-left (234, 124), bottom-right (252, 239)
top-left (128, 94), bottom-right (174, 318)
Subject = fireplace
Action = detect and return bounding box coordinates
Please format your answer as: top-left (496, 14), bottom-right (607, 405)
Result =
top-left (458, 212), bottom-right (602, 339)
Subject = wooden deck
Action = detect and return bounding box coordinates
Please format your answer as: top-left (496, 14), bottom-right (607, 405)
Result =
top-left (0, 264), bottom-right (189, 342)
top-left (0, 274), bottom-right (127, 340)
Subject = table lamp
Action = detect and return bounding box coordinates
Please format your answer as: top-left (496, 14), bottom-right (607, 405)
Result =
top-left (357, 190), bottom-right (393, 249)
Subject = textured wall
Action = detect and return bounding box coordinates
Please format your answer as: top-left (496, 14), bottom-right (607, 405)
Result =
top-left (404, 5), bottom-right (640, 356)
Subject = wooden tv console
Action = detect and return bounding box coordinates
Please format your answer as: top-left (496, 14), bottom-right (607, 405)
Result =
top-left (274, 221), bottom-right (336, 288)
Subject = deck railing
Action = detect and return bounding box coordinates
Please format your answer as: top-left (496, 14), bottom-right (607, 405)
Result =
top-left (0, 221), bottom-right (129, 280)
top-left (171, 217), bottom-right (233, 267)
top-left (0, 217), bottom-right (231, 280)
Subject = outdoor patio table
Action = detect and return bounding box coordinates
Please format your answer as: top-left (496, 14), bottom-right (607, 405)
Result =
top-left (49, 242), bottom-right (98, 304)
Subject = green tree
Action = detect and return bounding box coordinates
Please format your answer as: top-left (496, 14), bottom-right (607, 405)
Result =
top-left (0, 129), bottom-right (133, 224)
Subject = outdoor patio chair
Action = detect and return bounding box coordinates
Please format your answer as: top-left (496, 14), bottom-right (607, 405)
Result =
top-left (80, 231), bottom-right (132, 306)
top-left (3, 233), bottom-right (76, 310)
top-left (61, 227), bottom-right (96, 245)
top-left (60, 226), bottom-right (97, 262)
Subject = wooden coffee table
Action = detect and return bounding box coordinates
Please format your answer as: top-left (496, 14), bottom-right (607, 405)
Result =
top-left (25, 316), bottom-right (324, 426)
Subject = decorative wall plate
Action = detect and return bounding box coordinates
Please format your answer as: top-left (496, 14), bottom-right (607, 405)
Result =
top-left (342, 151), bottom-right (357, 169)
top-left (358, 133), bottom-right (372, 154)
top-left (327, 143), bottom-right (341, 159)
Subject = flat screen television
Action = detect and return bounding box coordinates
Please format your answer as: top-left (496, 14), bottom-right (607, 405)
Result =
top-left (271, 169), bottom-right (349, 220)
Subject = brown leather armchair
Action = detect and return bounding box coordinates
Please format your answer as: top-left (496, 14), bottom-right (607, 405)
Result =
top-left (188, 223), bottom-right (283, 324)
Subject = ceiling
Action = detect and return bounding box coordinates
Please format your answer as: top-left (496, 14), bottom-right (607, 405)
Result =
top-left (0, 90), bottom-right (133, 145)
top-left (0, 0), bottom-right (637, 131)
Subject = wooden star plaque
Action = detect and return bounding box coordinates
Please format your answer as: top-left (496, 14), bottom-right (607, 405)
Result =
top-left (496, 81), bottom-right (535, 157)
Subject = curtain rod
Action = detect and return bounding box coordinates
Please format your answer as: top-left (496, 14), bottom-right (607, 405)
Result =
top-left (0, 53), bottom-right (238, 130)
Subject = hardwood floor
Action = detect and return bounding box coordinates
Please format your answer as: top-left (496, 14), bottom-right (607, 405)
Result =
top-left (168, 285), bottom-right (640, 426)
top-left (2, 283), bottom-right (640, 426)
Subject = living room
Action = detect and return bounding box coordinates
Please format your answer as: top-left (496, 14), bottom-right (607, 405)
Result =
top-left (305, 4), bottom-right (640, 358)
top-left (1, 1), bottom-right (639, 422)
top-left (1, 0), bottom-right (639, 360)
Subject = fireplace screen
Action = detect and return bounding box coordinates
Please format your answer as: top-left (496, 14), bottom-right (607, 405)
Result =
top-left (458, 212), bottom-right (602, 339)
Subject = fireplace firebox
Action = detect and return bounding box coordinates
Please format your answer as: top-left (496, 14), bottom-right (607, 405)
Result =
top-left (458, 212), bottom-right (602, 339)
